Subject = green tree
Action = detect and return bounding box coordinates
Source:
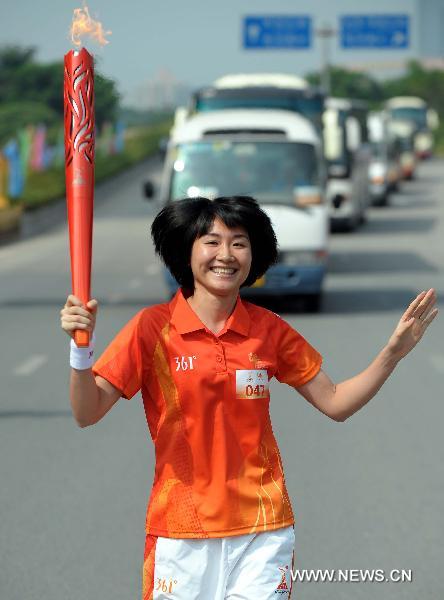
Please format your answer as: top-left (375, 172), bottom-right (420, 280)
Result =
top-left (0, 46), bottom-right (35, 101)
top-left (0, 45), bottom-right (120, 134)
top-left (381, 61), bottom-right (444, 118)
top-left (0, 102), bottom-right (59, 145)
top-left (306, 66), bottom-right (384, 105)
top-left (94, 71), bottom-right (120, 126)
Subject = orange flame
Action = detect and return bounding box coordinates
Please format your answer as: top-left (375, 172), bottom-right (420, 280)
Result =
top-left (70, 3), bottom-right (111, 47)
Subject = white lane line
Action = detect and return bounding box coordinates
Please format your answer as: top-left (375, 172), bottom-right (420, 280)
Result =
top-left (14, 354), bottom-right (48, 376)
top-left (108, 292), bottom-right (125, 304)
top-left (145, 264), bottom-right (161, 276)
top-left (129, 278), bottom-right (142, 289)
top-left (430, 355), bottom-right (444, 374)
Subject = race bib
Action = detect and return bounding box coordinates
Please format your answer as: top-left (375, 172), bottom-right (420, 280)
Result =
top-left (236, 370), bottom-right (269, 399)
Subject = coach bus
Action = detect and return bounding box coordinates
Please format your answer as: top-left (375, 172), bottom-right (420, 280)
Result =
top-left (188, 73), bottom-right (325, 135)
top-left (323, 97), bottom-right (371, 230)
top-left (385, 97), bottom-right (439, 159)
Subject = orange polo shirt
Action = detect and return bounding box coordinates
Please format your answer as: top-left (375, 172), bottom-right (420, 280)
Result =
top-left (92, 289), bottom-right (322, 538)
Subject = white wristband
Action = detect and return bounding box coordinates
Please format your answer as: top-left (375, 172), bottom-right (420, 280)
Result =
top-left (70, 332), bottom-right (96, 370)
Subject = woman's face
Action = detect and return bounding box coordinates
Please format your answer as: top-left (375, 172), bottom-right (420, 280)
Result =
top-left (190, 217), bottom-right (252, 297)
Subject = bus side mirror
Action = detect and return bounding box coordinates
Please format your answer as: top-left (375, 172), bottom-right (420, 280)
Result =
top-left (143, 180), bottom-right (155, 200)
top-left (427, 109), bottom-right (439, 130)
top-left (158, 137), bottom-right (168, 155)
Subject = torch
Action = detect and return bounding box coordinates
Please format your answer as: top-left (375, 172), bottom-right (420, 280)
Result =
top-left (64, 4), bottom-right (110, 347)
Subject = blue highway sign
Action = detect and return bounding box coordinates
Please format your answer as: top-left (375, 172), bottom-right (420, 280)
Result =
top-left (340, 15), bottom-right (409, 49)
top-left (243, 16), bottom-right (311, 49)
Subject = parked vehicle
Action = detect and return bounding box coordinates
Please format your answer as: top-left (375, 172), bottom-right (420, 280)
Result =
top-left (385, 97), bottom-right (439, 159)
top-left (388, 119), bottom-right (417, 180)
top-left (144, 109), bottom-right (328, 311)
top-left (324, 98), bottom-right (371, 230)
top-left (367, 111), bottom-right (404, 205)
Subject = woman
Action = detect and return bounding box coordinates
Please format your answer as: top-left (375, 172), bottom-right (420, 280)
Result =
top-left (61, 196), bottom-right (437, 600)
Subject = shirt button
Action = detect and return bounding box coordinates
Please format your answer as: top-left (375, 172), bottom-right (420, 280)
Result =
top-left (216, 356), bottom-right (223, 362)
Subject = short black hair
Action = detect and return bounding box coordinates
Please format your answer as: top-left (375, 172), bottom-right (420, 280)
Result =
top-left (151, 196), bottom-right (278, 290)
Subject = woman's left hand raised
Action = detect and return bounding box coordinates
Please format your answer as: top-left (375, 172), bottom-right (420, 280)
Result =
top-left (386, 288), bottom-right (438, 361)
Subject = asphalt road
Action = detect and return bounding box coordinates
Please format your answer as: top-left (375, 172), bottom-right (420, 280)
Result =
top-left (1, 156), bottom-right (443, 600)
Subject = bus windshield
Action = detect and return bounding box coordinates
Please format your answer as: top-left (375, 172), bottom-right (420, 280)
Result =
top-left (193, 90), bottom-right (324, 133)
top-left (390, 107), bottom-right (427, 129)
top-left (170, 141), bottom-right (319, 204)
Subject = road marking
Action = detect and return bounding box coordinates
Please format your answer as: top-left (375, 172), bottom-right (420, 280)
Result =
top-left (108, 292), bottom-right (125, 304)
top-left (129, 278), bottom-right (142, 289)
top-left (430, 355), bottom-right (444, 374)
top-left (14, 354), bottom-right (48, 376)
top-left (145, 264), bottom-right (160, 276)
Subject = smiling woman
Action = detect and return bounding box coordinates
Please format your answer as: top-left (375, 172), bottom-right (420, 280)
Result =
top-left (60, 195), bottom-right (438, 600)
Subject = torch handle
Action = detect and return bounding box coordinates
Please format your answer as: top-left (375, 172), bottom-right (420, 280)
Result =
top-left (64, 48), bottom-right (95, 354)
top-left (74, 329), bottom-right (90, 347)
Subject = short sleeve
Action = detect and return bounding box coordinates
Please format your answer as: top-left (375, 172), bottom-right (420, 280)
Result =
top-left (92, 310), bottom-right (144, 400)
top-left (274, 316), bottom-right (323, 388)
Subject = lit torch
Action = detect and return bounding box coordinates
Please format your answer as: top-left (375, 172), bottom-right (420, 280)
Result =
top-left (64, 4), bottom-right (110, 347)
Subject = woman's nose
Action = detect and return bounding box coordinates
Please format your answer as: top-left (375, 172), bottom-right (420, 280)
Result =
top-left (217, 246), bottom-right (235, 261)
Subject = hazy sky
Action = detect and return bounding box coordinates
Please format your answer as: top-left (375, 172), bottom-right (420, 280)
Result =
top-left (2, 0), bottom-right (420, 106)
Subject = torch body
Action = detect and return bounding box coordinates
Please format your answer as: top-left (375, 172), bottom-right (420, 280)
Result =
top-left (64, 48), bottom-right (95, 347)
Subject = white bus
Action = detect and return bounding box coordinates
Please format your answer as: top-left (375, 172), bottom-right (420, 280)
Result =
top-left (323, 97), bottom-right (372, 230)
top-left (188, 73), bottom-right (325, 135)
top-left (385, 96), bottom-right (438, 159)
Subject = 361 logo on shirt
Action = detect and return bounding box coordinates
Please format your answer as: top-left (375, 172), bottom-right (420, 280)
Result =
top-left (174, 356), bottom-right (197, 371)
top-left (236, 369), bottom-right (269, 399)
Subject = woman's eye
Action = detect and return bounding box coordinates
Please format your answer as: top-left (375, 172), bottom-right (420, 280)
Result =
top-left (205, 240), bottom-right (218, 245)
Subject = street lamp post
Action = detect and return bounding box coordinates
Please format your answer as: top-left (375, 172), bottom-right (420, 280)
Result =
top-left (316, 23), bottom-right (337, 96)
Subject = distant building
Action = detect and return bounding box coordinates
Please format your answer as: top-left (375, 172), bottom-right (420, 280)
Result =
top-left (128, 69), bottom-right (191, 110)
top-left (418, 0), bottom-right (444, 58)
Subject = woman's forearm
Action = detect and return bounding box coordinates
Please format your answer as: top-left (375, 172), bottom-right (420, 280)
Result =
top-left (70, 367), bottom-right (101, 427)
top-left (333, 346), bottom-right (400, 421)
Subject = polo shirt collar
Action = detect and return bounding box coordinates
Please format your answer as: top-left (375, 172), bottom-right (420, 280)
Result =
top-left (170, 288), bottom-right (250, 336)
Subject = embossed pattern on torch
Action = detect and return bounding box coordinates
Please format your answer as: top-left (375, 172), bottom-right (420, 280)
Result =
top-left (64, 48), bottom-right (94, 347)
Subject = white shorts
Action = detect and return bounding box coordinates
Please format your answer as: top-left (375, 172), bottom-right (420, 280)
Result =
top-left (142, 526), bottom-right (295, 600)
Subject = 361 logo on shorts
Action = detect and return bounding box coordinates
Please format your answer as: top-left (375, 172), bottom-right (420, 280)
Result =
top-left (236, 369), bottom-right (269, 399)
top-left (275, 565), bottom-right (290, 595)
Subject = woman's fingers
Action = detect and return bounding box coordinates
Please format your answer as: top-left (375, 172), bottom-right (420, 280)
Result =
top-left (65, 294), bottom-right (83, 307)
top-left (86, 299), bottom-right (98, 314)
top-left (419, 306), bottom-right (439, 329)
top-left (412, 289), bottom-right (436, 320)
top-left (61, 305), bottom-right (90, 318)
top-left (63, 314), bottom-right (92, 325)
top-left (418, 296), bottom-right (437, 320)
top-left (63, 320), bottom-right (90, 330)
top-left (403, 289), bottom-right (436, 321)
top-left (61, 297), bottom-right (98, 338)
top-left (402, 291), bottom-right (427, 321)
top-left (61, 298), bottom-right (98, 316)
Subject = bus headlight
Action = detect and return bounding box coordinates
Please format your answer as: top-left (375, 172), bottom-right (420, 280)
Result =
top-left (293, 186), bottom-right (323, 207)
